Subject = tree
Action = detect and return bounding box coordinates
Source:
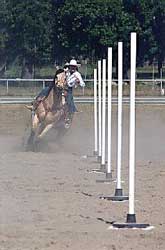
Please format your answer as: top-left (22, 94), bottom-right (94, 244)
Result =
top-left (0, 0), bottom-right (8, 73)
top-left (152, 0), bottom-right (165, 76)
top-left (6, 0), bottom-right (53, 77)
top-left (52, 0), bottom-right (140, 78)
top-left (123, 0), bottom-right (165, 76)
top-left (1, 0), bottom-right (164, 78)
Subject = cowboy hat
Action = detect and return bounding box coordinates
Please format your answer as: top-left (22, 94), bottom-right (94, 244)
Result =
top-left (69, 59), bottom-right (80, 67)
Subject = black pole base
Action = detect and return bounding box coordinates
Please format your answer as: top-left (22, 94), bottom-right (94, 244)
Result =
top-left (103, 195), bottom-right (129, 201)
top-left (112, 222), bottom-right (150, 229)
top-left (96, 172), bottom-right (113, 183)
top-left (100, 188), bottom-right (128, 201)
top-left (97, 155), bottom-right (102, 163)
top-left (127, 213), bottom-right (136, 223)
top-left (115, 188), bottom-right (123, 197)
top-left (100, 164), bottom-right (106, 172)
top-left (93, 150), bottom-right (98, 156)
top-left (106, 172), bottom-right (113, 179)
top-left (111, 189), bottom-right (129, 201)
top-left (91, 164), bottom-right (106, 173)
top-left (112, 214), bottom-right (150, 229)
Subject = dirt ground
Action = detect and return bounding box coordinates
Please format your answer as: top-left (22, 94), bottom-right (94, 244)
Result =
top-left (0, 104), bottom-right (165, 250)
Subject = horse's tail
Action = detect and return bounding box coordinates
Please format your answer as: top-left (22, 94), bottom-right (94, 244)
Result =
top-left (25, 105), bottom-right (33, 111)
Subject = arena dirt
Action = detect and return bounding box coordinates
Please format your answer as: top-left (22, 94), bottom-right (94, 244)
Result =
top-left (0, 104), bottom-right (165, 250)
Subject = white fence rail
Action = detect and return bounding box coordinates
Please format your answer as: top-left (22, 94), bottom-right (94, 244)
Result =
top-left (0, 78), bottom-right (165, 96)
top-left (1, 97), bottom-right (165, 105)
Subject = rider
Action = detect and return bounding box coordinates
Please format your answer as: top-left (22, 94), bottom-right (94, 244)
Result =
top-left (66, 59), bottom-right (85, 114)
top-left (26, 60), bottom-right (85, 128)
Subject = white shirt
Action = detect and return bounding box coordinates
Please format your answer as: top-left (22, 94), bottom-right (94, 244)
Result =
top-left (67, 71), bottom-right (85, 88)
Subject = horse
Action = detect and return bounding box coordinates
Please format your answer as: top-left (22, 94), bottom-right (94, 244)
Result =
top-left (25, 71), bottom-right (71, 151)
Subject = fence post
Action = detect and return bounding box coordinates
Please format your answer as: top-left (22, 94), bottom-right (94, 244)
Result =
top-left (6, 80), bottom-right (9, 94)
top-left (152, 63), bottom-right (154, 89)
top-left (43, 80), bottom-right (45, 89)
top-left (82, 86), bottom-right (85, 96)
top-left (160, 68), bottom-right (164, 95)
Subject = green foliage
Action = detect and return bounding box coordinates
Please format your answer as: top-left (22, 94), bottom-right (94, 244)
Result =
top-left (0, 0), bottom-right (9, 61)
top-left (54, 0), bottom-right (129, 58)
top-left (0, 0), bottom-right (164, 77)
top-left (6, 0), bottom-right (52, 66)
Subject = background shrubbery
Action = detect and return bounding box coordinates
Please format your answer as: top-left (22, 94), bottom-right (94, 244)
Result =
top-left (0, 0), bottom-right (164, 79)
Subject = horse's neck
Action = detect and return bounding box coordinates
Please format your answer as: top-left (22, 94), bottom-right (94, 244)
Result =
top-left (53, 87), bottom-right (62, 108)
top-left (43, 86), bottom-right (62, 111)
top-left (44, 88), bottom-right (54, 108)
top-left (56, 72), bottom-right (66, 88)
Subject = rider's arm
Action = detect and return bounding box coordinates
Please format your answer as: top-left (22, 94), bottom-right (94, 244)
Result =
top-left (72, 71), bottom-right (85, 87)
top-left (67, 74), bottom-right (78, 87)
top-left (67, 71), bottom-right (85, 88)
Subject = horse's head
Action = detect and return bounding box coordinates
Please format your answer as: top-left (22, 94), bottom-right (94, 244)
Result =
top-left (51, 72), bottom-right (66, 108)
top-left (51, 70), bottom-right (67, 108)
top-left (55, 71), bottom-right (66, 89)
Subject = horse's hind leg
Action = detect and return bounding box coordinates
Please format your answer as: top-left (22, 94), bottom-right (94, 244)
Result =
top-left (38, 123), bottom-right (53, 139)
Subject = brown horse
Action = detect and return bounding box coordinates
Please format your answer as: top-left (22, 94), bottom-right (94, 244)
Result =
top-left (26, 72), bottom-right (70, 150)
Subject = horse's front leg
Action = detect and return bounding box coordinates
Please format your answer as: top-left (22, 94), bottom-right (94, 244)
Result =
top-left (38, 124), bottom-right (54, 139)
top-left (38, 110), bottom-right (63, 138)
top-left (32, 113), bottom-right (39, 132)
top-left (26, 113), bottom-right (40, 150)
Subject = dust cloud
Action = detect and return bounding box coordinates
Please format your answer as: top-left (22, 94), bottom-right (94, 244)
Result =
top-left (0, 104), bottom-right (165, 160)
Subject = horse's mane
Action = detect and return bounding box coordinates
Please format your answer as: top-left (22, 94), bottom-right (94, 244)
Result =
top-left (45, 69), bottom-right (65, 95)
top-left (41, 69), bottom-right (66, 111)
top-left (54, 68), bottom-right (64, 81)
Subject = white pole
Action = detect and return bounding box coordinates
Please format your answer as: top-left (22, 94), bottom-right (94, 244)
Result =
top-left (105, 43), bottom-right (128, 196)
top-left (94, 68), bottom-right (98, 154)
top-left (107, 48), bottom-right (112, 174)
top-left (129, 32), bottom-right (137, 215)
top-left (101, 59), bottom-right (106, 166)
top-left (98, 61), bottom-right (102, 160)
top-left (113, 33), bottom-right (150, 227)
top-left (116, 42), bottom-right (123, 189)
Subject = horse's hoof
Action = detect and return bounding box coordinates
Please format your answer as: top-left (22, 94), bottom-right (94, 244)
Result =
top-left (64, 123), bottom-right (71, 129)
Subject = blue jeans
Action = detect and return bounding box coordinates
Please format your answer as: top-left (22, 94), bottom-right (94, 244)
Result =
top-left (66, 87), bottom-right (77, 113)
top-left (36, 86), bottom-right (50, 99)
